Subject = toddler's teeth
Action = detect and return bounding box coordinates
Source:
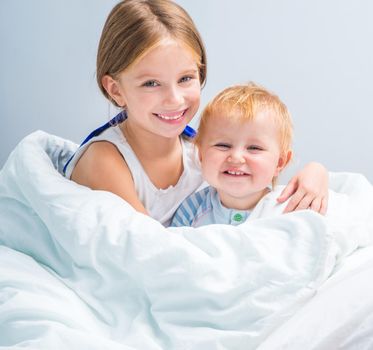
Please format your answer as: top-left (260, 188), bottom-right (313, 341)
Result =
top-left (227, 170), bottom-right (245, 175)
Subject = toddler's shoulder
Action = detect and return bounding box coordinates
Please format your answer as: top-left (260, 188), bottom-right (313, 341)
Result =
top-left (171, 186), bottom-right (212, 227)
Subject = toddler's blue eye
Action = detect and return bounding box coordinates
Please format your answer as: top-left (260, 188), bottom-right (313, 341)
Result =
top-left (215, 143), bottom-right (231, 149)
top-left (248, 145), bottom-right (262, 151)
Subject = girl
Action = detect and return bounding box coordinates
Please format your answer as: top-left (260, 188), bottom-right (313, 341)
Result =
top-left (64, 0), bottom-right (328, 226)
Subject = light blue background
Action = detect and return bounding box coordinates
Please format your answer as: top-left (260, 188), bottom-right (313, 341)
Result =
top-left (1, 0), bottom-right (372, 181)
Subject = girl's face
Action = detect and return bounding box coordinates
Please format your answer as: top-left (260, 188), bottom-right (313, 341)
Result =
top-left (108, 38), bottom-right (201, 139)
top-left (198, 110), bottom-right (290, 210)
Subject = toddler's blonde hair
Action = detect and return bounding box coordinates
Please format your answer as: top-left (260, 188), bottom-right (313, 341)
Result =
top-left (195, 82), bottom-right (293, 157)
top-left (195, 82), bottom-right (293, 185)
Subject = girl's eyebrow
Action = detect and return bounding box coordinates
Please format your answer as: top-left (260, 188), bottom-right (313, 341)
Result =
top-left (180, 68), bottom-right (199, 75)
top-left (133, 73), bottom-right (158, 81)
top-left (134, 68), bottom-right (198, 81)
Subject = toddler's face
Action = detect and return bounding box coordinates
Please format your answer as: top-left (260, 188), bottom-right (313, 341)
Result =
top-left (198, 109), bottom-right (289, 209)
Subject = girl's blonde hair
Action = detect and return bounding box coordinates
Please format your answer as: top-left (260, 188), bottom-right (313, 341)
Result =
top-left (97, 0), bottom-right (207, 106)
top-left (195, 82), bottom-right (293, 157)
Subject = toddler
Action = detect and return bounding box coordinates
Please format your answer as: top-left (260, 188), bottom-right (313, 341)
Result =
top-left (172, 83), bottom-right (293, 227)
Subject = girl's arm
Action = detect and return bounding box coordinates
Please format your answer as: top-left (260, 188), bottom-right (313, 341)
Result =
top-left (71, 141), bottom-right (148, 215)
top-left (277, 162), bottom-right (329, 214)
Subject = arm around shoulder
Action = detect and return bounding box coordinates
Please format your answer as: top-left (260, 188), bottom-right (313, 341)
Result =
top-left (277, 162), bottom-right (329, 214)
top-left (71, 141), bottom-right (148, 215)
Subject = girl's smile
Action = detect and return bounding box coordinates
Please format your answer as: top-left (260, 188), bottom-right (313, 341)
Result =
top-left (153, 108), bottom-right (188, 122)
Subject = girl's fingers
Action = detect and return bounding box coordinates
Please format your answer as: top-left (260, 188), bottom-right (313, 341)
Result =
top-left (294, 193), bottom-right (315, 211)
top-left (310, 197), bottom-right (322, 213)
top-left (284, 194), bottom-right (328, 215)
top-left (277, 178), bottom-right (297, 203)
top-left (320, 196), bottom-right (328, 215)
top-left (283, 189), bottom-right (306, 213)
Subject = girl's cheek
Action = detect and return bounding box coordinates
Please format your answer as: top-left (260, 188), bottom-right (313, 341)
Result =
top-left (190, 84), bottom-right (201, 98)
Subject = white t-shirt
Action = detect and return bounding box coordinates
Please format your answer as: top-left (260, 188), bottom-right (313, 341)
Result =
top-left (64, 124), bottom-right (204, 226)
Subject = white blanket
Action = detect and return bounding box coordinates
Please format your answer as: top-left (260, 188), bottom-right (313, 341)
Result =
top-left (0, 131), bottom-right (372, 349)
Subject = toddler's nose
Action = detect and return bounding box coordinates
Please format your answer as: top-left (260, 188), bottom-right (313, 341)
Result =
top-left (227, 152), bottom-right (245, 164)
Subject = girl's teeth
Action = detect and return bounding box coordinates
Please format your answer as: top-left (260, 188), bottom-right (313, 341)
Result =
top-left (157, 111), bottom-right (184, 120)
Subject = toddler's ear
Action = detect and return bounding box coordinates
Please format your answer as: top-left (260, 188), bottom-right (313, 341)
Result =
top-left (275, 150), bottom-right (292, 176)
top-left (196, 145), bottom-right (205, 163)
top-left (198, 148), bottom-right (202, 162)
top-left (101, 75), bottom-right (127, 107)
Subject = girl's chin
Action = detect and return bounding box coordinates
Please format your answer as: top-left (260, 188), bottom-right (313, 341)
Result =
top-left (159, 125), bottom-right (189, 138)
top-left (161, 122), bottom-right (191, 136)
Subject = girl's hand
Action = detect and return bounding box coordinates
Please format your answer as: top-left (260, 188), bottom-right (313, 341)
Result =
top-left (277, 162), bottom-right (329, 215)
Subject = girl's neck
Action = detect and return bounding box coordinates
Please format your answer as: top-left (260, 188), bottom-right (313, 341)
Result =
top-left (120, 119), bottom-right (184, 189)
top-left (120, 120), bottom-right (181, 160)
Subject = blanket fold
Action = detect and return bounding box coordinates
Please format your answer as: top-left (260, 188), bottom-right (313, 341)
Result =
top-left (0, 131), bottom-right (372, 349)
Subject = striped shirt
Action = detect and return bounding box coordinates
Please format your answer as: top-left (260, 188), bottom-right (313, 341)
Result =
top-left (170, 186), bottom-right (250, 227)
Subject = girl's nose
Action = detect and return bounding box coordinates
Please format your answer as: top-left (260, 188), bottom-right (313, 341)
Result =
top-left (164, 86), bottom-right (183, 106)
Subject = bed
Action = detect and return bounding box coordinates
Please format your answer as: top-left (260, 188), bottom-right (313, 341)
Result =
top-left (0, 131), bottom-right (372, 349)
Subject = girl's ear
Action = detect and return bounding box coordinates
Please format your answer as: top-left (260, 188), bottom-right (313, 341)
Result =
top-left (274, 150), bottom-right (292, 176)
top-left (101, 75), bottom-right (127, 107)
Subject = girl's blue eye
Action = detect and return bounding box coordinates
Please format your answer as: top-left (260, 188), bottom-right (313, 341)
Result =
top-left (143, 80), bottom-right (159, 87)
top-left (179, 76), bottom-right (192, 83)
